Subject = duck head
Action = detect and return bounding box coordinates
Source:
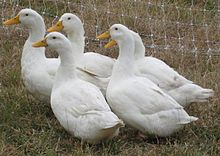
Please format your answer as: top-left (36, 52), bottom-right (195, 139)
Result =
top-left (48, 13), bottom-right (84, 35)
top-left (3, 8), bottom-right (44, 29)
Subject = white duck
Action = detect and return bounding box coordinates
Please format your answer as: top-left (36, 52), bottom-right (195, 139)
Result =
top-left (47, 13), bottom-right (115, 78)
top-left (131, 30), bottom-right (214, 106)
top-left (104, 24), bottom-right (197, 136)
top-left (3, 9), bottom-right (108, 100)
top-left (32, 32), bottom-right (124, 144)
top-left (3, 8), bottom-right (59, 102)
top-left (97, 27), bottom-right (214, 107)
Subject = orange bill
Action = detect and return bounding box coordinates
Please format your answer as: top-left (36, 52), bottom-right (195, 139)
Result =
top-left (47, 21), bottom-right (64, 32)
top-left (104, 40), bottom-right (117, 48)
top-left (97, 31), bottom-right (110, 40)
top-left (3, 15), bottom-right (20, 25)
top-left (32, 38), bottom-right (48, 47)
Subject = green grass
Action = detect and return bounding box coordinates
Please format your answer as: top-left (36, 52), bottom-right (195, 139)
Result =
top-left (1, 0), bottom-right (220, 155)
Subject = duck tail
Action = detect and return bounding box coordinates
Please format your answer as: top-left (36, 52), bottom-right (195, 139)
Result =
top-left (168, 83), bottom-right (214, 107)
top-left (115, 119), bottom-right (125, 128)
top-left (189, 116), bottom-right (198, 122)
top-left (193, 88), bottom-right (214, 102)
top-left (103, 119), bottom-right (125, 130)
top-left (177, 115), bottom-right (198, 125)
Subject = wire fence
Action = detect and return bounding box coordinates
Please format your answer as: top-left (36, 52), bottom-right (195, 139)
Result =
top-left (1, 0), bottom-right (220, 60)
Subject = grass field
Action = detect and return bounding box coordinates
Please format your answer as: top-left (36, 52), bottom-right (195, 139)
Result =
top-left (0, 0), bottom-right (220, 155)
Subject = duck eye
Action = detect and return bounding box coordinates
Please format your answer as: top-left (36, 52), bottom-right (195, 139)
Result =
top-left (52, 36), bottom-right (56, 39)
top-left (25, 14), bottom-right (29, 16)
top-left (115, 27), bottom-right (118, 30)
top-left (67, 17), bottom-right (71, 20)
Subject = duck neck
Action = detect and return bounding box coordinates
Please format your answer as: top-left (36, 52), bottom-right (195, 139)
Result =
top-left (67, 30), bottom-right (85, 62)
top-left (21, 20), bottom-right (46, 66)
top-left (58, 46), bottom-right (76, 78)
top-left (54, 45), bottom-right (77, 89)
top-left (133, 34), bottom-right (145, 60)
top-left (111, 38), bottom-right (135, 81)
top-left (27, 18), bottom-right (46, 43)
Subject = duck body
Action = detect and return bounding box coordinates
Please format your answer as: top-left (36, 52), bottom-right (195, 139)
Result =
top-left (21, 40), bottom-right (55, 101)
top-left (33, 32), bottom-right (123, 143)
top-left (107, 76), bottom-right (195, 136)
top-left (135, 56), bottom-right (192, 91)
top-left (78, 52), bottom-right (115, 77)
top-left (106, 24), bottom-right (197, 136)
top-left (51, 78), bottom-right (122, 143)
top-left (131, 31), bottom-right (214, 107)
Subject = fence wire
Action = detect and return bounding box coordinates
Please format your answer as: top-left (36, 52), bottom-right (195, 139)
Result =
top-left (1, 0), bottom-right (220, 59)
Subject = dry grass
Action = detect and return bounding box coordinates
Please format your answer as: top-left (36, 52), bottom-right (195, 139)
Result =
top-left (0, 0), bottom-right (220, 155)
